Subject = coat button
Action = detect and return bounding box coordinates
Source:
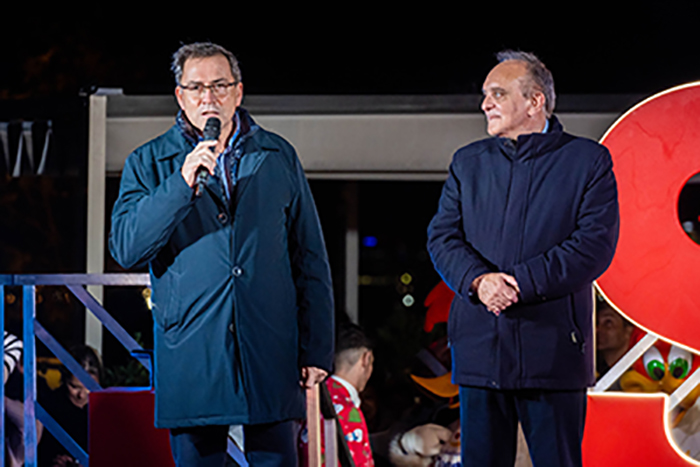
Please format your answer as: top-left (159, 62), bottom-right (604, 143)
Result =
top-left (217, 213), bottom-right (229, 224)
top-left (228, 323), bottom-right (234, 333)
top-left (232, 266), bottom-right (243, 277)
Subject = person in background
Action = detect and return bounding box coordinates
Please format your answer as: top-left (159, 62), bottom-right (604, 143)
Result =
top-left (596, 296), bottom-right (634, 383)
top-left (4, 331), bottom-right (22, 383)
top-left (301, 323), bottom-right (375, 466)
top-left (4, 331), bottom-right (24, 467)
top-left (38, 345), bottom-right (102, 467)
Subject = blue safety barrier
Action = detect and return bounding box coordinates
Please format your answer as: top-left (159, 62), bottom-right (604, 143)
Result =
top-left (0, 274), bottom-right (248, 467)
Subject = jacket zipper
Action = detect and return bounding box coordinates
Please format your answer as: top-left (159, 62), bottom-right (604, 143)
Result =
top-left (515, 157), bottom-right (534, 386)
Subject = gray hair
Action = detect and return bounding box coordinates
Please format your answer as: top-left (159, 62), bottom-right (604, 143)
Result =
top-left (496, 50), bottom-right (556, 117)
top-left (171, 42), bottom-right (242, 85)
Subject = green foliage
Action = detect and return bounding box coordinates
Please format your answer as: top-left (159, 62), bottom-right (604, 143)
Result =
top-left (102, 332), bottom-right (151, 388)
top-left (103, 358), bottom-right (150, 388)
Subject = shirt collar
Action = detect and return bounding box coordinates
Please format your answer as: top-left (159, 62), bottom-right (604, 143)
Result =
top-left (223, 112), bottom-right (241, 154)
top-left (331, 375), bottom-right (361, 408)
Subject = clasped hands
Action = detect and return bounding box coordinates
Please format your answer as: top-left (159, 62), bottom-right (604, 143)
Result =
top-left (471, 272), bottom-right (521, 316)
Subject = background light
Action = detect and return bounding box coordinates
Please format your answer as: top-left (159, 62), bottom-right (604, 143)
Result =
top-left (362, 235), bottom-right (378, 247)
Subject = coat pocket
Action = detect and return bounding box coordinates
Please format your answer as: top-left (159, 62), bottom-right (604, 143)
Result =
top-left (152, 270), bottom-right (180, 331)
top-left (447, 296), bottom-right (461, 345)
top-left (566, 295), bottom-right (585, 354)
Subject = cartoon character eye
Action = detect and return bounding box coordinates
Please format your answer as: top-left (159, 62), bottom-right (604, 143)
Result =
top-left (643, 346), bottom-right (665, 381)
top-left (668, 345), bottom-right (693, 379)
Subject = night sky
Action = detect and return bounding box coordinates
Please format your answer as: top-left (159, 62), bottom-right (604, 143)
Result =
top-left (2, 5), bottom-right (700, 99)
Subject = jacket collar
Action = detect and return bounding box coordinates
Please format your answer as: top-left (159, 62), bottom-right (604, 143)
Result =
top-left (497, 115), bottom-right (567, 161)
top-left (156, 107), bottom-right (259, 162)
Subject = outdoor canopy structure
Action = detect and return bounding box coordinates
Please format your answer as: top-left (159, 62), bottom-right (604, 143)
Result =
top-left (85, 91), bottom-right (638, 350)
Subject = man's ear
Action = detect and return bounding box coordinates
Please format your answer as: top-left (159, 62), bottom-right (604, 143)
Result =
top-left (234, 81), bottom-right (244, 108)
top-left (175, 85), bottom-right (185, 110)
top-left (529, 90), bottom-right (546, 116)
top-left (360, 349), bottom-right (372, 369)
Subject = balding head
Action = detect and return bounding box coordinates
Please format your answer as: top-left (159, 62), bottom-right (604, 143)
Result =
top-left (495, 50), bottom-right (556, 118)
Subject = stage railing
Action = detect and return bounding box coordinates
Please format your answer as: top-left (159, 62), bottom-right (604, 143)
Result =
top-left (0, 274), bottom-right (248, 467)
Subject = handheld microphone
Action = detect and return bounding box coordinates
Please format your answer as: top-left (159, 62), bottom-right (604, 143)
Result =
top-left (194, 117), bottom-right (221, 197)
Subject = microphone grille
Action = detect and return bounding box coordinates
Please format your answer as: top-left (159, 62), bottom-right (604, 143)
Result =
top-left (203, 117), bottom-right (221, 141)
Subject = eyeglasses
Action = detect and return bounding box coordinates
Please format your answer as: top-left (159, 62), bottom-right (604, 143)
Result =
top-left (178, 81), bottom-right (238, 98)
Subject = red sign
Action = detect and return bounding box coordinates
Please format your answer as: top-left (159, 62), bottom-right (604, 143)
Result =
top-left (586, 82), bottom-right (700, 466)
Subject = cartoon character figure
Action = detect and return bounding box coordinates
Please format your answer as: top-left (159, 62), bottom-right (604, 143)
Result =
top-left (620, 329), bottom-right (700, 426)
top-left (620, 329), bottom-right (700, 458)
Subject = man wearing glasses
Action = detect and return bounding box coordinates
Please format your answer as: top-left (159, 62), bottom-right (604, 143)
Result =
top-left (110, 42), bottom-right (334, 466)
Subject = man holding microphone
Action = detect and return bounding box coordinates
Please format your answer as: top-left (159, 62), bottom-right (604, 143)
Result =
top-left (110, 42), bottom-right (334, 466)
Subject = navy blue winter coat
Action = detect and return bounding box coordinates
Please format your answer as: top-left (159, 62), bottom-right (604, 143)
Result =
top-left (427, 117), bottom-right (619, 390)
top-left (109, 109), bottom-right (334, 428)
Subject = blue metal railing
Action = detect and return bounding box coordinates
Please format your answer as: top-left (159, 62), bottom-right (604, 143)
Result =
top-left (2, 273), bottom-right (150, 467)
top-left (1, 273), bottom-right (248, 467)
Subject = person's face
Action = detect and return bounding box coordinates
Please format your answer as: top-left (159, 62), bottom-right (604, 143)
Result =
top-left (596, 307), bottom-right (632, 352)
top-left (175, 54), bottom-right (243, 137)
top-left (481, 60), bottom-right (541, 140)
top-left (66, 375), bottom-right (95, 409)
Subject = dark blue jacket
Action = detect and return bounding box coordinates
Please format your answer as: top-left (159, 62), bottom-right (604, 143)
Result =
top-left (427, 117), bottom-right (619, 390)
top-left (109, 109), bottom-right (334, 428)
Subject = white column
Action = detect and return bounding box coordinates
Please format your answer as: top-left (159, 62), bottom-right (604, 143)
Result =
top-left (344, 182), bottom-right (358, 324)
top-left (85, 94), bottom-right (107, 351)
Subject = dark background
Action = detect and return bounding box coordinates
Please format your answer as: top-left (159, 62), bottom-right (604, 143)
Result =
top-left (2, 5), bottom-right (700, 98)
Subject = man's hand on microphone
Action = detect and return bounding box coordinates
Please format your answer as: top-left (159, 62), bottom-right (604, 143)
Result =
top-left (181, 140), bottom-right (219, 188)
top-left (472, 272), bottom-right (520, 316)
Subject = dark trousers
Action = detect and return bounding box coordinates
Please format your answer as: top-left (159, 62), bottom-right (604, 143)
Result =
top-left (169, 420), bottom-right (299, 467)
top-left (459, 385), bottom-right (587, 467)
